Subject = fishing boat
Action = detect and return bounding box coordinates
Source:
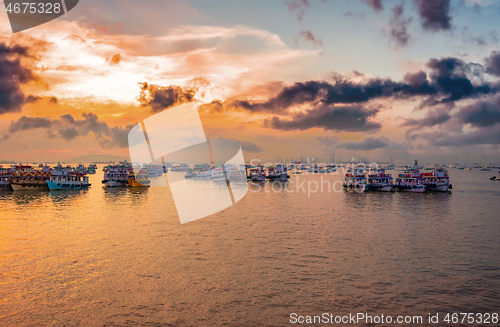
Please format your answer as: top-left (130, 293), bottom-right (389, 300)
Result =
top-left (128, 171), bottom-right (150, 187)
top-left (368, 169), bottom-right (394, 192)
top-left (343, 169), bottom-right (369, 192)
top-left (267, 164), bottom-right (289, 181)
top-left (46, 172), bottom-right (90, 190)
top-left (248, 165), bottom-right (266, 182)
top-left (421, 167), bottom-right (452, 192)
top-left (10, 164), bottom-right (52, 191)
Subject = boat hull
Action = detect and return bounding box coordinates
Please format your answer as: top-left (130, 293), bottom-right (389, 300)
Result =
top-left (11, 182), bottom-right (48, 191)
top-left (343, 184), bottom-right (369, 192)
top-left (46, 181), bottom-right (91, 190)
top-left (397, 185), bottom-right (426, 193)
top-left (427, 184), bottom-right (449, 192)
top-left (0, 182), bottom-right (11, 190)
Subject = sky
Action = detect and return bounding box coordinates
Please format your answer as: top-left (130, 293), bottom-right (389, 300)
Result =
top-left (0, 0), bottom-right (499, 164)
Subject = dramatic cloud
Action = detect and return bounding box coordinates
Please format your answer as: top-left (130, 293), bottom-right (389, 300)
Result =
top-left (26, 95), bottom-right (58, 104)
top-left (296, 30), bottom-right (323, 48)
top-left (387, 4), bottom-right (412, 47)
top-left (430, 125), bottom-right (500, 146)
top-left (362, 0), bottom-right (383, 12)
top-left (262, 105), bottom-right (381, 132)
top-left (316, 135), bottom-right (339, 147)
top-left (485, 51), bottom-right (500, 77)
top-left (5, 113), bottom-right (133, 149)
top-left (456, 99), bottom-right (500, 127)
top-left (0, 42), bottom-right (40, 114)
top-left (338, 137), bottom-right (388, 151)
top-left (231, 58), bottom-right (494, 114)
top-left (413, 0), bottom-right (452, 32)
top-left (138, 82), bottom-right (195, 113)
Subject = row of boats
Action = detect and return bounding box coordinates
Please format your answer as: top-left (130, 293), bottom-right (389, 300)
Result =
top-left (343, 162), bottom-right (452, 193)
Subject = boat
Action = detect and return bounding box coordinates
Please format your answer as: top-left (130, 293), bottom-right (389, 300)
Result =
top-left (229, 164), bottom-right (247, 181)
top-left (0, 165), bottom-right (13, 190)
top-left (46, 172), bottom-right (90, 190)
top-left (102, 164), bottom-right (131, 187)
top-left (10, 164), bottom-right (52, 191)
top-left (491, 176), bottom-right (500, 181)
top-left (128, 171), bottom-right (150, 187)
top-left (421, 167), bottom-right (452, 192)
top-left (481, 167), bottom-right (491, 171)
top-left (267, 164), bottom-right (289, 181)
top-left (343, 169), bottom-right (369, 192)
top-left (368, 169), bottom-right (394, 192)
top-left (170, 163), bottom-right (190, 172)
top-left (211, 165), bottom-right (228, 181)
top-left (87, 164), bottom-right (97, 174)
top-left (248, 165), bottom-right (266, 182)
top-left (395, 168), bottom-right (426, 193)
top-left (185, 164), bottom-right (213, 179)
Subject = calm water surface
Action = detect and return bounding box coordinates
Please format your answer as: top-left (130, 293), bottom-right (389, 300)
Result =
top-left (1, 167), bottom-right (499, 326)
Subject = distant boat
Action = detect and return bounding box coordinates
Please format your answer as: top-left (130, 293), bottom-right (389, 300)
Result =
top-left (343, 169), bottom-right (369, 192)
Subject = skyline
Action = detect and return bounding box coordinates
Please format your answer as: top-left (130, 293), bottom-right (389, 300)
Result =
top-left (0, 0), bottom-right (499, 164)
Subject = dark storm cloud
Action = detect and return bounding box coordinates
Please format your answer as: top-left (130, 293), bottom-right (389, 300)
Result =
top-left (138, 82), bottom-right (195, 113)
top-left (0, 42), bottom-right (39, 114)
top-left (5, 113), bottom-right (133, 149)
top-left (485, 51), bottom-right (500, 77)
top-left (262, 105), bottom-right (381, 132)
top-left (387, 3), bottom-right (412, 47)
top-left (297, 30), bottom-right (323, 48)
top-left (316, 135), bottom-right (339, 147)
top-left (413, 0), bottom-right (452, 32)
top-left (338, 137), bottom-right (388, 151)
top-left (240, 141), bottom-right (264, 153)
top-left (232, 59), bottom-right (493, 114)
top-left (456, 99), bottom-right (500, 127)
top-left (362, 0), bottom-right (383, 12)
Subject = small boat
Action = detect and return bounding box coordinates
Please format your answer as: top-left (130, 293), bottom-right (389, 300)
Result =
top-left (481, 167), bottom-right (491, 171)
top-left (343, 169), bottom-right (369, 192)
top-left (491, 176), bottom-right (500, 181)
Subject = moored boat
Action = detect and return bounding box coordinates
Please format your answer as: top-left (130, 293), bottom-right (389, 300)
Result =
top-left (267, 164), bottom-right (289, 181)
top-left (248, 165), bottom-right (266, 182)
top-left (10, 164), bottom-right (51, 191)
top-left (343, 169), bottom-right (369, 192)
top-left (46, 172), bottom-right (90, 190)
top-left (368, 169), bottom-right (394, 192)
top-left (128, 171), bottom-right (150, 187)
top-left (421, 167), bottom-right (452, 192)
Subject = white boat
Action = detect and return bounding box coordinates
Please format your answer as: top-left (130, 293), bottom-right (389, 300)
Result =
top-left (185, 164), bottom-right (213, 179)
top-left (421, 167), bottom-right (452, 192)
top-left (102, 164), bottom-right (130, 187)
top-left (211, 166), bottom-right (228, 181)
top-left (343, 169), bottom-right (369, 192)
top-left (368, 169), bottom-right (394, 192)
top-left (395, 169), bottom-right (426, 193)
top-left (170, 163), bottom-right (190, 172)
